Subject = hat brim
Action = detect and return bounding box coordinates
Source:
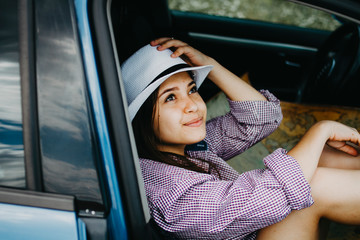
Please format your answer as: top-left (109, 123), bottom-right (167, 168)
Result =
top-left (129, 64), bottom-right (213, 121)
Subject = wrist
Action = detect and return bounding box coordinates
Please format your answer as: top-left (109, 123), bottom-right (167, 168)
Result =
top-left (312, 120), bottom-right (333, 140)
top-left (206, 60), bottom-right (225, 80)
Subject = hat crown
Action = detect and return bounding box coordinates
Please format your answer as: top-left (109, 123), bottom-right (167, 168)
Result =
top-left (122, 44), bottom-right (185, 104)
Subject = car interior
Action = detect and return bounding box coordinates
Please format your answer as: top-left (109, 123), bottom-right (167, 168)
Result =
top-left (92, 0), bottom-right (360, 238)
top-left (113, 0), bottom-right (359, 102)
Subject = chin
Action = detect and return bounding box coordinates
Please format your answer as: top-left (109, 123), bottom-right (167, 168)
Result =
top-left (188, 133), bottom-right (206, 144)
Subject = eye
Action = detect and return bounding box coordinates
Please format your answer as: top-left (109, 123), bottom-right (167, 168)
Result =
top-left (165, 94), bottom-right (176, 102)
top-left (189, 85), bottom-right (198, 95)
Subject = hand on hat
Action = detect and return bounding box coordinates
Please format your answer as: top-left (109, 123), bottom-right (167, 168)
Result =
top-left (151, 37), bottom-right (267, 102)
top-left (150, 37), bottom-right (216, 68)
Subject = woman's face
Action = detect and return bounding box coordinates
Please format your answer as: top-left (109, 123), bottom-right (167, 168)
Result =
top-left (153, 71), bottom-right (207, 155)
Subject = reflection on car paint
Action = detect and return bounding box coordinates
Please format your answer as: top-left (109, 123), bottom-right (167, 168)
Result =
top-left (0, 203), bottom-right (78, 240)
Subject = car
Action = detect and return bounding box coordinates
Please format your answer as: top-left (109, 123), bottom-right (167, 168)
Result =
top-left (0, 0), bottom-right (359, 239)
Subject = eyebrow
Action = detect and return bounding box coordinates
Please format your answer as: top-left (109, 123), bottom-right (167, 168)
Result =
top-left (158, 80), bottom-right (196, 98)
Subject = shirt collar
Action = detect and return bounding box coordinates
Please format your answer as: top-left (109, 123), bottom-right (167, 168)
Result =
top-left (185, 140), bottom-right (208, 152)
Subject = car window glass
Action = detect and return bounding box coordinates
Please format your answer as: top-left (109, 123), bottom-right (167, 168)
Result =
top-left (0, 1), bottom-right (26, 188)
top-left (168, 0), bottom-right (341, 31)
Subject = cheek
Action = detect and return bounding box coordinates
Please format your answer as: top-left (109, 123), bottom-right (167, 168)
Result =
top-left (195, 96), bottom-right (207, 118)
top-left (201, 101), bottom-right (207, 117)
top-left (153, 105), bottom-right (179, 139)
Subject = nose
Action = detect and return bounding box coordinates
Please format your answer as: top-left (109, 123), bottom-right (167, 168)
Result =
top-left (183, 96), bottom-right (198, 113)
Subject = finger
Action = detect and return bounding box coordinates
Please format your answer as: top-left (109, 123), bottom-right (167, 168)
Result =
top-left (327, 141), bottom-right (359, 156)
top-left (159, 41), bottom-right (188, 52)
top-left (171, 45), bottom-right (192, 58)
top-left (338, 144), bottom-right (359, 156)
top-left (349, 129), bottom-right (360, 147)
top-left (153, 39), bottom-right (188, 52)
top-left (150, 37), bottom-right (172, 46)
top-left (346, 141), bottom-right (360, 152)
top-left (351, 127), bottom-right (359, 132)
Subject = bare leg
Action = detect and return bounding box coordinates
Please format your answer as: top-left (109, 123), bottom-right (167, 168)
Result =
top-left (256, 167), bottom-right (360, 240)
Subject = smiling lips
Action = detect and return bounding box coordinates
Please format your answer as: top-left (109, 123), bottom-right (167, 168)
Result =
top-left (184, 117), bottom-right (203, 127)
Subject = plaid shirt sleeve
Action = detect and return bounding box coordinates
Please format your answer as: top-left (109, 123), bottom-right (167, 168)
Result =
top-left (205, 90), bottom-right (283, 160)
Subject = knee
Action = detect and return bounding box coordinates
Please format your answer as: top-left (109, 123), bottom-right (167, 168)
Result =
top-left (308, 167), bottom-right (337, 212)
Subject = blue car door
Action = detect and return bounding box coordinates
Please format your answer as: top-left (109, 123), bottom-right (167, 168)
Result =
top-left (0, 0), bottom-right (128, 238)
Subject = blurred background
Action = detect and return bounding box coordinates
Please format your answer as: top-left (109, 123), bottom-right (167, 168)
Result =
top-left (169, 0), bottom-right (340, 30)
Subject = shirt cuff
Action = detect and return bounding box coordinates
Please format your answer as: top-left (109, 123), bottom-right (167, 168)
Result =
top-left (227, 90), bottom-right (282, 125)
top-left (263, 148), bottom-right (314, 210)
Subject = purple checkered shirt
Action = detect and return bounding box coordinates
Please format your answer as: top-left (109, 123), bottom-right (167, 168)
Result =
top-left (140, 90), bottom-right (314, 239)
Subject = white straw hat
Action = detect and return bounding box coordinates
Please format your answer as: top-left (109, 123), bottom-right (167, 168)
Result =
top-left (121, 44), bottom-right (213, 121)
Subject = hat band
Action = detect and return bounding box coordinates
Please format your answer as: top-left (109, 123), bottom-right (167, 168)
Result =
top-left (152, 63), bottom-right (190, 83)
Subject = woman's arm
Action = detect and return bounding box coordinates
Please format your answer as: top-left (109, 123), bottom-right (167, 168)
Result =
top-left (151, 38), bottom-right (267, 102)
top-left (206, 58), bottom-right (267, 101)
top-left (288, 120), bottom-right (360, 182)
top-left (204, 90), bottom-right (282, 160)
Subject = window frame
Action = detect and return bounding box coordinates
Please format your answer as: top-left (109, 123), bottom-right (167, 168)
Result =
top-left (87, 0), bottom-right (151, 239)
top-left (18, 0), bottom-right (43, 191)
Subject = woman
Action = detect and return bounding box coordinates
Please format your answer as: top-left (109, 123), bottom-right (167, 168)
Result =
top-left (121, 37), bottom-right (360, 239)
